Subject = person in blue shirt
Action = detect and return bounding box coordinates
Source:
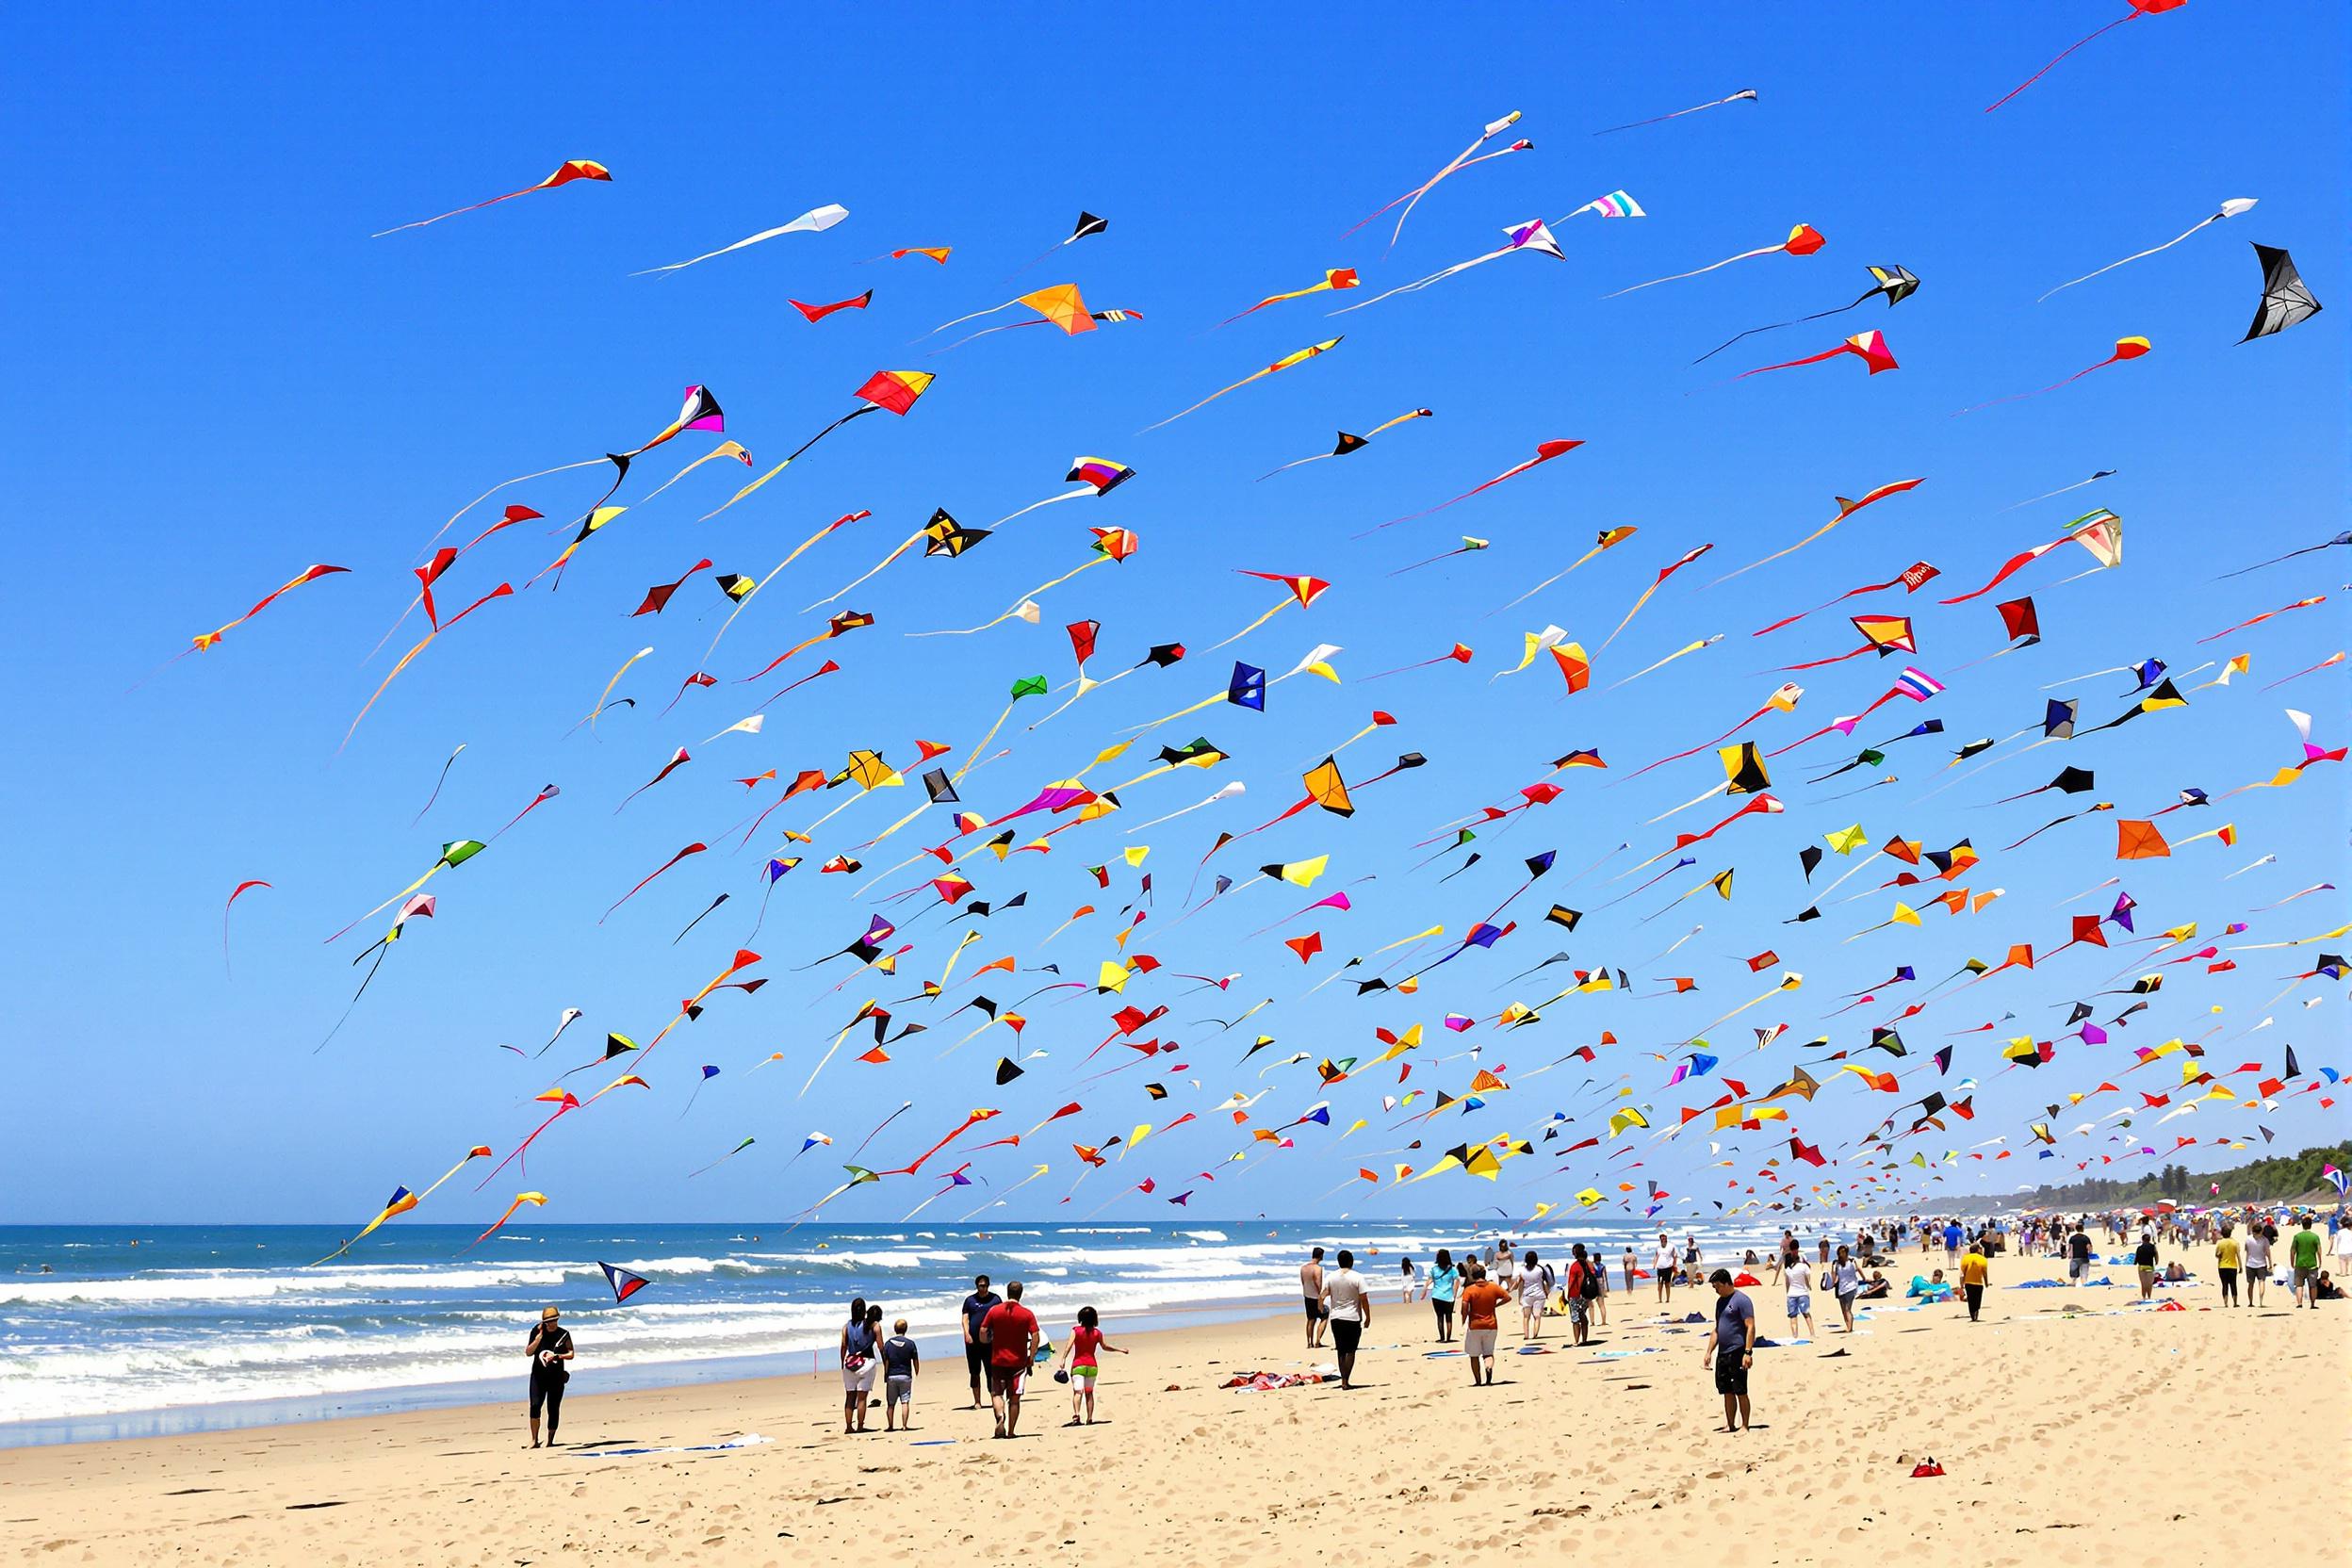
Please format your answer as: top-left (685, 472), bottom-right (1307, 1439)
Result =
top-left (1942, 1219), bottom-right (1965, 1268)
top-left (1702, 1268), bottom-right (1756, 1433)
top-left (959, 1274), bottom-right (1000, 1410)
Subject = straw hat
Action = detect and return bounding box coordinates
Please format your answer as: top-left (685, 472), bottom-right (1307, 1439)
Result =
top-left (541, 1305), bottom-right (561, 1322)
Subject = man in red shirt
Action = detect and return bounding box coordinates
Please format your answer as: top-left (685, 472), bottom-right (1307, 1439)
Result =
top-left (979, 1279), bottom-right (1040, 1438)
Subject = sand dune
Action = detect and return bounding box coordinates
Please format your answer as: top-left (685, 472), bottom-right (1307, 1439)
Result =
top-left (6, 1244), bottom-right (2344, 1566)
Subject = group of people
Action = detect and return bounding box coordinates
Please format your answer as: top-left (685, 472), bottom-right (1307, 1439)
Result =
top-left (841, 1275), bottom-right (1134, 1437)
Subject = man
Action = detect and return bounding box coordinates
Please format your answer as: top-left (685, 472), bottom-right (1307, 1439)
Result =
top-left (1321, 1248), bottom-right (1372, 1389)
top-left (2290, 1215), bottom-right (2324, 1308)
top-left (980, 1279), bottom-right (1039, 1438)
top-left (1458, 1263), bottom-right (1511, 1386)
top-left (1942, 1217), bottom-right (1964, 1269)
top-left (1654, 1233), bottom-right (1677, 1303)
top-left (1701, 1268), bottom-right (1755, 1433)
top-left (959, 1273), bottom-right (1001, 1409)
top-left (1958, 1240), bottom-right (1990, 1322)
top-left (525, 1305), bottom-right (574, 1449)
top-left (2066, 1223), bottom-right (2093, 1282)
top-left (1299, 1246), bottom-right (1328, 1348)
top-left (880, 1316), bottom-right (920, 1432)
top-left (1564, 1244), bottom-right (1597, 1347)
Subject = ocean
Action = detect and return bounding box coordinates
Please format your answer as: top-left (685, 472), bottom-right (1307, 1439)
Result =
top-left (0, 1216), bottom-right (1799, 1445)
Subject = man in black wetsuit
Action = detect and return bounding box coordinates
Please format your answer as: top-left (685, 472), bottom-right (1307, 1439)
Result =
top-left (527, 1305), bottom-right (575, 1447)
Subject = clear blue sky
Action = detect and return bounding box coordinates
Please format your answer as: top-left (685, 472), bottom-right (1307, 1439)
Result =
top-left (5, 3), bottom-right (2344, 1225)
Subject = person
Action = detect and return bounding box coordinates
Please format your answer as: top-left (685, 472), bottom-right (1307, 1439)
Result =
top-left (880, 1316), bottom-right (920, 1431)
top-left (840, 1296), bottom-right (877, 1434)
top-left (1782, 1249), bottom-right (1817, 1338)
top-left (1858, 1268), bottom-right (1891, 1301)
top-left (981, 1280), bottom-right (1040, 1438)
top-left (1517, 1250), bottom-right (1550, 1340)
top-left (2243, 1221), bottom-right (2272, 1306)
top-left (2315, 1271), bottom-right (2344, 1301)
top-left (1683, 1234), bottom-right (1703, 1277)
top-left (526, 1305), bottom-right (574, 1448)
top-left (1429, 1248), bottom-right (1459, 1342)
top-left (1591, 1242), bottom-right (1610, 1327)
top-left (1321, 1248), bottom-right (1373, 1388)
top-left (1959, 1241), bottom-right (1990, 1322)
top-left (1830, 1245), bottom-right (1863, 1333)
top-left (2333, 1214), bottom-right (2352, 1278)
top-left (2133, 1231), bottom-right (2160, 1302)
top-left (1654, 1233), bottom-right (1677, 1304)
top-left (2214, 1224), bottom-right (2241, 1306)
top-left (1701, 1268), bottom-right (1755, 1434)
top-left (1564, 1244), bottom-right (1601, 1346)
top-left (1942, 1217), bottom-right (1964, 1269)
top-left (1300, 1246), bottom-right (1329, 1348)
top-left (959, 1274), bottom-right (1001, 1409)
top-left (1399, 1254), bottom-right (1423, 1305)
top-left (1622, 1245), bottom-right (1640, 1296)
top-left (2067, 1224), bottom-right (2093, 1282)
top-left (2290, 1216), bottom-right (2324, 1308)
top-left (1459, 1263), bottom-right (1510, 1386)
top-left (1057, 1304), bottom-right (1125, 1425)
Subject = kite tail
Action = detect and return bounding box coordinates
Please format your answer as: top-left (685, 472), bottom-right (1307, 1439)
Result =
top-left (1984, 13), bottom-right (2137, 114)
top-left (1138, 373), bottom-right (1263, 433)
top-left (2036, 216), bottom-right (2213, 302)
top-left (1707, 519), bottom-right (1839, 588)
top-left (806, 531), bottom-right (922, 611)
top-left (1772, 644), bottom-right (1875, 672)
top-left (1203, 598), bottom-right (1288, 653)
top-left (1603, 244), bottom-right (1779, 300)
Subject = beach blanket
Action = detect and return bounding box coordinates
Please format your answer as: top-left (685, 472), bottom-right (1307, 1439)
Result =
top-left (1224, 1370), bottom-right (1337, 1391)
top-left (581, 1434), bottom-right (771, 1459)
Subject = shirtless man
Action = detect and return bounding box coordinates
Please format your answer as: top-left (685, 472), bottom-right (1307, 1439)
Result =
top-left (1300, 1246), bottom-right (1328, 1348)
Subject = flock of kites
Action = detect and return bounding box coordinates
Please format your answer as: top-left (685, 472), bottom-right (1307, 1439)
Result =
top-left (194, 7), bottom-right (2348, 1266)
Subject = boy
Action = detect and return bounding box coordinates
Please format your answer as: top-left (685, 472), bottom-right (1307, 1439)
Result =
top-left (880, 1317), bottom-right (920, 1430)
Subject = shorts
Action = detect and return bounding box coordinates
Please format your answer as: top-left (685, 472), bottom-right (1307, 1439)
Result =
top-left (2137, 1266), bottom-right (2157, 1285)
top-left (1303, 1296), bottom-right (1327, 1322)
top-left (1330, 1318), bottom-right (1363, 1354)
top-left (885, 1374), bottom-right (912, 1405)
top-left (1522, 1291), bottom-right (1548, 1317)
top-left (1713, 1359), bottom-right (1748, 1396)
top-left (1786, 1295), bottom-right (1811, 1318)
top-left (1567, 1298), bottom-right (1590, 1328)
top-left (965, 1342), bottom-right (988, 1380)
top-left (2068, 1257), bottom-right (2089, 1278)
top-left (987, 1363), bottom-right (1027, 1396)
top-left (2295, 1266), bottom-right (2320, 1288)
top-left (842, 1359), bottom-right (875, 1393)
top-left (1462, 1327), bottom-right (1498, 1359)
top-left (1071, 1363), bottom-right (1099, 1380)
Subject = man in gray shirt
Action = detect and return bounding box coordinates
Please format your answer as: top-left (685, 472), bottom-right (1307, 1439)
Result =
top-left (1701, 1267), bottom-right (1755, 1434)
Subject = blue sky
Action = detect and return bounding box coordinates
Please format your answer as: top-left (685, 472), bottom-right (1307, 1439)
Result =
top-left (5, 3), bottom-right (2344, 1225)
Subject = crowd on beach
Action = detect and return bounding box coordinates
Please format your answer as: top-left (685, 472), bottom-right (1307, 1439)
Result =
top-left (517, 1202), bottom-right (2349, 1446)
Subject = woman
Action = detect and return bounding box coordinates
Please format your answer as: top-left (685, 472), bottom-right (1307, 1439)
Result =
top-left (2243, 1223), bottom-right (2272, 1306)
top-left (1621, 1245), bottom-right (1640, 1297)
top-left (526, 1305), bottom-right (574, 1449)
top-left (1591, 1243), bottom-right (1610, 1327)
top-left (1830, 1245), bottom-right (1863, 1333)
top-left (1429, 1248), bottom-right (1459, 1342)
top-left (1517, 1250), bottom-right (1550, 1340)
top-left (840, 1295), bottom-right (877, 1434)
top-left (2132, 1232), bottom-right (2160, 1302)
top-left (1398, 1254), bottom-right (1422, 1306)
top-left (1056, 1305), bottom-right (1126, 1426)
top-left (1782, 1250), bottom-right (1817, 1339)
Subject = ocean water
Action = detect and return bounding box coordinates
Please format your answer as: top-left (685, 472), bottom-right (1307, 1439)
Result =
top-left (0, 1217), bottom-right (1792, 1444)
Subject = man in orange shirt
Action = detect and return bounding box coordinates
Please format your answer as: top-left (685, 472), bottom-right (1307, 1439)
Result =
top-left (1457, 1263), bottom-right (1512, 1386)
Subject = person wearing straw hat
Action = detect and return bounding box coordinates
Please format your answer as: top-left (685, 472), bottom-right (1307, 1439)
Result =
top-left (526, 1305), bottom-right (574, 1448)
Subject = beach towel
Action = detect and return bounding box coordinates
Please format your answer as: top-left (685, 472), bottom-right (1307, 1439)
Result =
top-left (582, 1434), bottom-right (771, 1459)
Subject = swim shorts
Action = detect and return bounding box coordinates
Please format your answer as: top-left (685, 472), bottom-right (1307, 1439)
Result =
top-left (1713, 1359), bottom-right (1749, 1396)
top-left (885, 1374), bottom-right (912, 1405)
top-left (987, 1364), bottom-right (1026, 1396)
top-left (1303, 1296), bottom-right (1327, 1321)
top-left (1462, 1327), bottom-right (1498, 1358)
top-left (1567, 1298), bottom-right (1590, 1329)
top-left (1330, 1318), bottom-right (1363, 1354)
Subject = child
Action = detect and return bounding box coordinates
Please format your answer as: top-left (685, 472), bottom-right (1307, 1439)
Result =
top-left (1058, 1305), bottom-right (1127, 1426)
top-left (880, 1316), bottom-right (920, 1431)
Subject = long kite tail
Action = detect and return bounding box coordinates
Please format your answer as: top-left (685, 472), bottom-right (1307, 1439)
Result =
top-left (2036, 215), bottom-right (2214, 302)
top-left (1984, 13), bottom-right (2138, 114)
top-left (1603, 243), bottom-right (1779, 300)
top-left (1692, 294), bottom-right (1868, 365)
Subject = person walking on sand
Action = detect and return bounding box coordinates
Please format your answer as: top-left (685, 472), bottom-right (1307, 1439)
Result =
top-left (2290, 1215), bottom-right (2323, 1308)
top-left (2243, 1221), bottom-right (2272, 1306)
top-left (526, 1305), bottom-right (573, 1449)
top-left (1517, 1249), bottom-right (1550, 1340)
top-left (840, 1296), bottom-right (878, 1434)
top-left (2067, 1222), bottom-right (2093, 1282)
top-left (1429, 1249), bottom-right (1459, 1342)
top-left (1960, 1240), bottom-right (1990, 1321)
top-left (2133, 1231), bottom-right (2160, 1302)
top-left (1300, 1246), bottom-right (1329, 1348)
top-left (959, 1273), bottom-right (1000, 1409)
top-left (1564, 1245), bottom-right (1597, 1347)
top-left (1782, 1248), bottom-right (1817, 1339)
top-left (1399, 1254), bottom-right (1422, 1306)
top-left (1943, 1217), bottom-right (1964, 1270)
top-left (1831, 1245), bottom-right (1863, 1333)
top-left (981, 1280), bottom-right (1040, 1438)
top-left (1459, 1263), bottom-right (1510, 1386)
top-left (1592, 1242), bottom-right (1610, 1328)
top-left (1622, 1245), bottom-right (1640, 1298)
top-left (881, 1316), bottom-right (920, 1431)
top-left (1655, 1233), bottom-right (1678, 1304)
top-left (1057, 1305), bottom-right (1126, 1425)
top-left (1322, 1249), bottom-right (1373, 1389)
top-left (1701, 1268), bottom-right (1755, 1434)
top-left (2214, 1223), bottom-right (2242, 1307)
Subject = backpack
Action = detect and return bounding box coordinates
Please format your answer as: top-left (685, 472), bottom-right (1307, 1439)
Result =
top-left (1577, 1261), bottom-right (1600, 1298)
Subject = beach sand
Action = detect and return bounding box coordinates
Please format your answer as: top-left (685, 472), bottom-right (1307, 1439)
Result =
top-left (6, 1249), bottom-right (2346, 1566)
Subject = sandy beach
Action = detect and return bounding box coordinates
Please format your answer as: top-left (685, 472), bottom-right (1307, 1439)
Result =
top-left (7, 1246), bottom-right (2345, 1566)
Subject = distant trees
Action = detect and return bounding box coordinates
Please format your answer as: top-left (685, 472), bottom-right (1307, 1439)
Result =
top-left (1921, 1142), bottom-right (2349, 1213)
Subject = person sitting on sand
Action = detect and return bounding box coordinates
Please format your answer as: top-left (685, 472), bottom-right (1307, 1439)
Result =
top-left (1057, 1305), bottom-right (1126, 1425)
top-left (2314, 1272), bottom-right (2344, 1301)
top-left (1459, 1263), bottom-right (1510, 1386)
top-left (881, 1317), bottom-right (920, 1431)
top-left (1858, 1269), bottom-right (1891, 1301)
top-left (982, 1280), bottom-right (1040, 1439)
top-left (526, 1305), bottom-right (574, 1449)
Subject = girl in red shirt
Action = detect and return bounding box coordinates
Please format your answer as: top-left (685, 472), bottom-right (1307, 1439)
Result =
top-left (1056, 1305), bottom-right (1128, 1426)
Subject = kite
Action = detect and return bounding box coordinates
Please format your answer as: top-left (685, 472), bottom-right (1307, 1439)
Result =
top-left (600, 843), bottom-right (707, 924)
top-left (310, 1145), bottom-right (492, 1266)
top-left (599, 1263), bottom-right (651, 1304)
top-left (688, 1136), bottom-right (758, 1178)
top-left (791, 289), bottom-right (874, 323)
top-left (1363, 644), bottom-right (1475, 681)
top-left (326, 839), bottom-right (484, 944)
top-left (1220, 268), bottom-right (1360, 325)
top-left (2215, 530), bottom-right (2349, 580)
top-left (222, 879), bottom-right (270, 977)
top-left (1142, 338), bottom-right (1341, 432)
top-left (1754, 560), bottom-right (1938, 637)
top-left (1693, 265), bottom-right (1919, 363)
top-left (1257, 409), bottom-right (1433, 481)
top-left (1594, 88), bottom-right (1757, 135)
top-left (1203, 570), bottom-right (1331, 652)
top-left (535, 1007), bottom-right (585, 1059)
top-left (1489, 526), bottom-right (1639, 618)
top-left (2199, 596), bottom-right (2327, 643)
top-left (410, 743), bottom-right (466, 826)
top-left (698, 370), bottom-right (932, 525)
top-left (1365, 440), bottom-right (1582, 534)
top-left (188, 564), bottom-right (349, 652)
top-left (1772, 614), bottom-right (1916, 671)
top-left (887, 246), bottom-right (951, 263)
top-left (1330, 218), bottom-right (1564, 316)
top-left (1605, 223), bottom-right (1822, 299)
top-left (2039, 199), bottom-right (2255, 301)
top-left (1955, 337), bottom-right (2148, 416)
top-left (1008, 211), bottom-right (1108, 275)
top-left (1711, 480), bottom-right (1923, 587)
top-left (468, 1191), bottom-right (548, 1250)
top-left (2241, 244), bottom-right (2324, 341)
top-left (1346, 109), bottom-right (1527, 251)
top-left (2000, 471), bottom-right (2116, 514)
top-left (928, 283), bottom-right (1122, 350)
top-left (696, 509), bottom-right (871, 666)
top-left (1602, 543), bottom-right (1713, 650)
top-left (633, 559), bottom-right (712, 616)
top-left (1732, 329), bottom-right (1898, 383)
top-left (990, 456), bottom-right (1137, 528)
top-left (679, 1064), bottom-right (721, 1118)
top-left (372, 159), bottom-right (609, 237)
top-left (1391, 537), bottom-right (1490, 576)
top-left (1985, 1), bottom-right (2189, 114)
top-left (630, 203), bottom-right (848, 275)
top-left (1939, 510), bottom-right (2122, 603)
